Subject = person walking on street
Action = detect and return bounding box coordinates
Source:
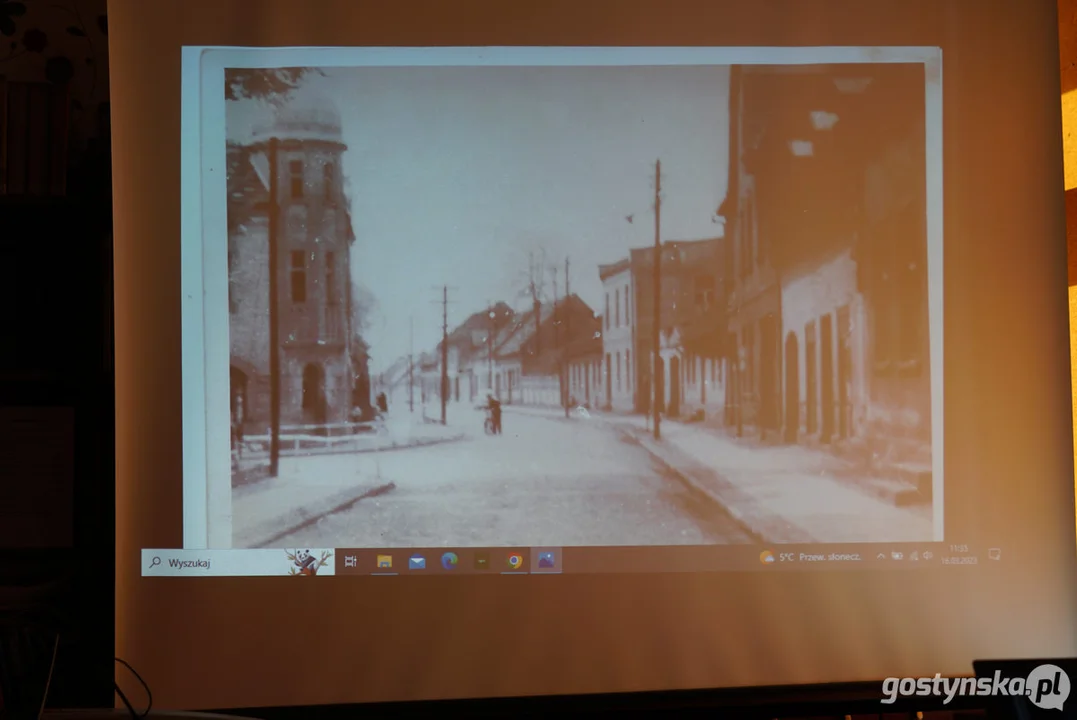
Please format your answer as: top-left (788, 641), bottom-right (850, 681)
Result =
top-left (486, 391), bottom-right (502, 435)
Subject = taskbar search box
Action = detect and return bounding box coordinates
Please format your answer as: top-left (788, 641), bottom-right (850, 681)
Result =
top-left (142, 548), bottom-right (337, 576)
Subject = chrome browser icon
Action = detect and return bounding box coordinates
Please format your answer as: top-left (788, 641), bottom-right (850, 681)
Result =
top-left (441, 552), bottom-right (459, 570)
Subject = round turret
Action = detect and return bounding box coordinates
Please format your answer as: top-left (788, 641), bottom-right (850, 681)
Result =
top-left (251, 90), bottom-right (344, 145)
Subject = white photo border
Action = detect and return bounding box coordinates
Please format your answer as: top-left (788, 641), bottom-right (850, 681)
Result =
top-left (179, 45), bottom-right (944, 549)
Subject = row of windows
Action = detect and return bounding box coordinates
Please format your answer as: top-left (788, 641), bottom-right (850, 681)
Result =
top-left (228, 248), bottom-right (340, 311)
top-left (681, 353), bottom-right (723, 386)
top-left (568, 353), bottom-right (724, 396)
top-left (604, 275), bottom-right (717, 333)
top-left (289, 250), bottom-right (339, 305)
top-left (287, 158), bottom-right (337, 204)
top-left (604, 285), bottom-right (631, 330)
top-left (567, 351), bottom-right (632, 394)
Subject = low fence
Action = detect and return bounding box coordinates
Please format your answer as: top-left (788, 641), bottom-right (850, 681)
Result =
top-left (237, 420), bottom-right (384, 457)
top-left (513, 375), bottom-right (561, 408)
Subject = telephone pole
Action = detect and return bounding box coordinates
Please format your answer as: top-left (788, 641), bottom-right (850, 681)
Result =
top-left (267, 137), bottom-right (282, 476)
top-left (564, 256), bottom-right (570, 417)
top-left (408, 315), bottom-right (414, 413)
top-left (440, 286), bottom-right (449, 425)
top-left (652, 159), bottom-right (662, 441)
top-left (487, 303), bottom-right (495, 391)
top-left (552, 265), bottom-right (561, 412)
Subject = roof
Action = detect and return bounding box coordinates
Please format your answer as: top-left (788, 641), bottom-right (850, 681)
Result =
top-left (629, 238), bottom-right (721, 268)
top-left (251, 90), bottom-right (344, 145)
top-left (495, 295), bottom-right (598, 362)
top-left (443, 302), bottom-right (514, 349)
top-left (598, 258), bottom-right (632, 282)
top-left (561, 329), bottom-right (604, 361)
top-left (494, 301), bottom-right (556, 357)
top-left (378, 356), bottom-right (411, 385)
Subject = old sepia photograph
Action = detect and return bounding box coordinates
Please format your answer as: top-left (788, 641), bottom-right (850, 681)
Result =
top-left (208, 51), bottom-right (942, 549)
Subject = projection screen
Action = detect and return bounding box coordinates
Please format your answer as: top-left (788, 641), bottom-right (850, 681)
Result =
top-left (110, 0), bottom-right (1077, 711)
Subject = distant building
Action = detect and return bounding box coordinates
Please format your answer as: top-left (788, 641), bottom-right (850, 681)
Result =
top-left (438, 302), bottom-right (515, 403)
top-left (598, 259), bottom-right (635, 412)
top-left (565, 322), bottom-right (605, 409)
top-left (492, 295), bottom-right (599, 407)
top-left (376, 355), bottom-right (412, 409)
top-left (624, 235), bottom-right (723, 417)
top-left (227, 94), bottom-right (356, 432)
top-left (417, 352), bottom-right (439, 404)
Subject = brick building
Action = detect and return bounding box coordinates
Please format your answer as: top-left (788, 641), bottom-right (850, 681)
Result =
top-left (723, 62), bottom-right (931, 483)
top-left (226, 94), bottom-right (356, 433)
top-left (627, 238), bottom-right (725, 417)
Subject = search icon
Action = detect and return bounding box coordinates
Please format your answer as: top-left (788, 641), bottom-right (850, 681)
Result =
top-left (148, 556), bottom-right (161, 569)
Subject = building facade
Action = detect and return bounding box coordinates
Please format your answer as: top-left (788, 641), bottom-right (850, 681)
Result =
top-left (724, 66), bottom-right (782, 440)
top-left (566, 325), bottom-right (606, 410)
top-left (723, 62), bottom-right (932, 484)
top-left (492, 295), bottom-right (599, 407)
top-left (598, 259), bottom-right (635, 412)
top-left (854, 70), bottom-right (932, 476)
top-left (628, 238), bottom-right (724, 418)
top-left (444, 302), bottom-right (515, 403)
top-left (227, 95), bottom-right (355, 433)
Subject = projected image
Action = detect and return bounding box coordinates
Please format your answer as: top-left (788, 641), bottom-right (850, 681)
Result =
top-left (208, 55), bottom-right (940, 549)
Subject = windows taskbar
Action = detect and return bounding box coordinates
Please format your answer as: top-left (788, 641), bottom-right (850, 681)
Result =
top-left (141, 544), bottom-right (998, 577)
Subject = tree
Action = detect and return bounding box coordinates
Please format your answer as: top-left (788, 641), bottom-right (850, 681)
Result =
top-left (350, 282), bottom-right (379, 337)
top-left (348, 282), bottom-right (379, 416)
top-left (225, 68), bottom-right (325, 104)
top-left (515, 248), bottom-right (548, 354)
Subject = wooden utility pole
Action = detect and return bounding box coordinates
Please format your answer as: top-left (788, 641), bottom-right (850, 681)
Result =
top-left (487, 304), bottom-right (495, 391)
top-left (267, 137), bottom-right (282, 476)
top-left (652, 159), bottom-right (662, 441)
top-left (408, 315), bottom-right (414, 413)
top-left (440, 285), bottom-right (449, 425)
top-left (564, 256), bottom-right (571, 417)
top-left (552, 266), bottom-right (560, 412)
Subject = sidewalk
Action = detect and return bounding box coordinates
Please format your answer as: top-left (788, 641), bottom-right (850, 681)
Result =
top-left (505, 403), bottom-right (934, 544)
top-left (231, 410), bottom-right (471, 547)
top-left (232, 453), bottom-right (397, 548)
top-left (627, 422), bottom-right (933, 544)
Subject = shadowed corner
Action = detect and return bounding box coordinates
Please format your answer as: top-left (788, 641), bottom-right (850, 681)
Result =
top-left (1062, 0), bottom-right (1077, 95)
top-left (1069, 190), bottom-right (1077, 288)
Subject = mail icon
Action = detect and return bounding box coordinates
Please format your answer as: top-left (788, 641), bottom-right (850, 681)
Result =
top-left (376, 555), bottom-right (392, 569)
top-left (408, 555), bottom-right (426, 570)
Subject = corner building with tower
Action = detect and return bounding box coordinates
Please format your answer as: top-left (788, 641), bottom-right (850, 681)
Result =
top-left (226, 93), bottom-right (356, 433)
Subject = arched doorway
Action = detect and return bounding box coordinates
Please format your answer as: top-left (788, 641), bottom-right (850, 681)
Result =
top-left (784, 333), bottom-right (799, 444)
top-left (668, 355), bottom-right (681, 417)
top-left (302, 363), bottom-right (327, 428)
top-left (820, 314), bottom-right (835, 442)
